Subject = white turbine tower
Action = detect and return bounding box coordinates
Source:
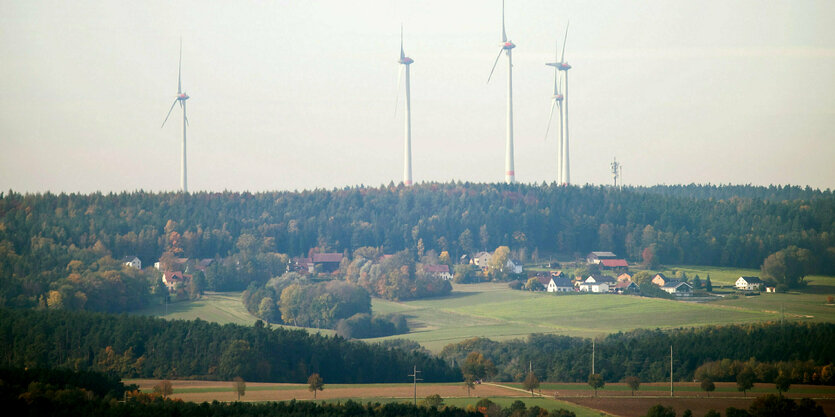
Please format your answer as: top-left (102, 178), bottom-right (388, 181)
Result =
top-left (396, 27), bottom-right (414, 186)
top-left (488, 0), bottom-right (516, 184)
top-left (161, 39), bottom-right (190, 193)
top-left (556, 23), bottom-right (572, 185)
top-left (545, 32), bottom-right (566, 184)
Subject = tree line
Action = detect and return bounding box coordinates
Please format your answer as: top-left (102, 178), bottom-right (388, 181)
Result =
top-left (1, 183), bottom-right (833, 312)
top-left (439, 322), bottom-right (835, 384)
top-left (0, 308), bottom-right (459, 383)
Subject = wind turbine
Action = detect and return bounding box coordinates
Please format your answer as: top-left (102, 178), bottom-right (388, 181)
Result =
top-left (396, 26), bottom-right (414, 186)
top-left (161, 39), bottom-right (190, 193)
top-left (487, 0), bottom-right (516, 184)
top-left (545, 35), bottom-right (566, 184)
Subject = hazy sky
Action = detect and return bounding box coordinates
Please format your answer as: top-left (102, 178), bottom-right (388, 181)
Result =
top-left (2, 0), bottom-right (834, 193)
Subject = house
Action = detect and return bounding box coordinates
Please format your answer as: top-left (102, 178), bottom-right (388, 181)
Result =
top-left (547, 276), bottom-right (575, 293)
top-left (292, 252), bottom-right (344, 273)
top-left (735, 276), bottom-right (763, 291)
top-left (617, 273), bottom-right (633, 283)
top-left (651, 273), bottom-right (671, 287)
top-left (587, 251), bottom-right (617, 264)
top-left (585, 274), bottom-right (616, 285)
top-left (471, 251), bottom-right (492, 268)
top-left (122, 256), bottom-right (141, 270)
top-left (660, 280), bottom-right (693, 296)
top-left (505, 259), bottom-right (523, 274)
top-left (162, 270), bottom-right (192, 291)
top-left (550, 270), bottom-right (566, 278)
top-left (579, 281), bottom-right (610, 293)
top-left (600, 259), bottom-right (629, 269)
top-left (424, 264), bottom-right (452, 280)
top-left (766, 286), bottom-right (777, 293)
top-left (614, 280), bottom-right (640, 294)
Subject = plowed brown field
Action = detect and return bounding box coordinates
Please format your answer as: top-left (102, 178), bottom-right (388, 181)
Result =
top-left (129, 379), bottom-right (520, 403)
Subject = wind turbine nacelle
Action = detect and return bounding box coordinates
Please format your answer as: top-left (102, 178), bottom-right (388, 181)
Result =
top-left (554, 94), bottom-right (564, 101)
top-left (177, 93), bottom-right (190, 100)
top-left (399, 57), bottom-right (414, 65)
top-left (558, 63), bottom-right (571, 70)
top-left (502, 41), bottom-right (516, 50)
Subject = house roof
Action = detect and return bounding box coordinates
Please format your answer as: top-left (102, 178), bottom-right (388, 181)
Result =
top-left (508, 259), bottom-right (522, 265)
top-left (589, 251), bottom-right (617, 258)
top-left (474, 251), bottom-right (491, 258)
top-left (738, 276), bottom-right (762, 283)
top-left (537, 276), bottom-right (552, 286)
top-left (617, 273), bottom-right (633, 282)
top-left (615, 281), bottom-right (638, 289)
top-left (600, 259), bottom-right (629, 267)
top-left (586, 274), bottom-right (616, 283)
top-left (551, 277), bottom-right (574, 287)
top-left (424, 264), bottom-right (450, 274)
top-left (122, 256), bottom-right (139, 262)
top-left (662, 280), bottom-right (692, 289)
top-left (312, 253), bottom-right (343, 263)
top-left (550, 270), bottom-right (565, 277)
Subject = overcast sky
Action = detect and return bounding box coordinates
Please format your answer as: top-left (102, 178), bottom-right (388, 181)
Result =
top-left (1, 0), bottom-right (834, 193)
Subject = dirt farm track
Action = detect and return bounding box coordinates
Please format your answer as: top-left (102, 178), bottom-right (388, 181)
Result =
top-left (129, 379), bottom-right (835, 417)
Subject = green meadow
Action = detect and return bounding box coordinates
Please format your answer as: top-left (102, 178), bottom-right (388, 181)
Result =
top-left (134, 265), bottom-right (835, 353)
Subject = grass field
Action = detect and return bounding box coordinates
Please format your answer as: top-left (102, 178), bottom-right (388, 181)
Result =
top-left (132, 265), bottom-right (834, 354)
top-left (369, 282), bottom-right (780, 352)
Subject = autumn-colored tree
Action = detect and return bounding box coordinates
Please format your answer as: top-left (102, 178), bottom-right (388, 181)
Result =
top-left (588, 373), bottom-right (604, 396)
top-left (153, 380), bottom-right (173, 398)
top-left (700, 378), bottom-right (715, 397)
top-left (307, 373), bottom-right (324, 399)
top-left (625, 376), bottom-right (640, 396)
top-left (233, 376), bottom-right (246, 400)
top-left (522, 371), bottom-right (540, 396)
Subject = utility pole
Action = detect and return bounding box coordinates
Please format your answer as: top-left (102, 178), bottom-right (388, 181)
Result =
top-left (592, 340), bottom-right (595, 375)
top-left (670, 345), bottom-right (674, 397)
top-left (408, 365), bottom-right (422, 405)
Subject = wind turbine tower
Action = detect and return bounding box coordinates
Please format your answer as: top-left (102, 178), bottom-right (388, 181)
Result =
top-left (611, 157), bottom-right (622, 187)
top-left (488, 0), bottom-right (516, 184)
top-left (161, 40), bottom-right (190, 193)
top-left (555, 24), bottom-right (572, 185)
top-left (397, 27), bottom-right (414, 186)
top-left (545, 37), bottom-right (565, 184)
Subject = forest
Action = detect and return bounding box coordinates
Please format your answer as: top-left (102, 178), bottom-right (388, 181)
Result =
top-left (439, 322), bottom-right (835, 384)
top-left (0, 308), bottom-right (459, 383)
top-left (1, 183), bottom-right (833, 313)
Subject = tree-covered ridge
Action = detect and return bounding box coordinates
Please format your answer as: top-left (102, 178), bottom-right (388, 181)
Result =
top-left (1, 183), bottom-right (833, 309)
top-left (439, 322), bottom-right (835, 384)
top-left (0, 308), bottom-right (459, 383)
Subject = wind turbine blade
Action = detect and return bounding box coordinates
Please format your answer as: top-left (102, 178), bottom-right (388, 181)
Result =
top-left (161, 98), bottom-right (178, 128)
top-left (501, 0), bottom-right (507, 43)
top-left (400, 25), bottom-right (405, 61)
top-left (178, 38), bottom-right (183, 94)
top-left (394, 65), bottom-right (403, 117)
top-left (560, 21), bottom-right (569, 63)
top-left (544, 100), bottom-right (556, 141)
top-left (487, 48), bottom-right (503, 83)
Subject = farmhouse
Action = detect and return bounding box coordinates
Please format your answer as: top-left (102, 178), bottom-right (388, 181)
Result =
top-left (471, 251), bottom-right (492, 268)
top-left (162, 270), bottom-right (192, 291)
top-left (617, 273), bottom-right (633, 283)
top-left (660, 280), bottom-right (693, 296)
top-left (505, 259), bottom-right (524, 274)
top-left (651, 273), bottom-right (671, 286)
top-left (735, 276), bottom-right (763, 291)
top-left (579, 281), bottom-right (609, 293)
top-left (122, 256), bottom-right (141, 270)
top-left (599, 258), bottom-right (629, 269)
top-left (546, 276), bottom-right (574, 293)
top-left (292, 252), bottom-right (344, 273)
top-left (586, 251), bottom-right (617, 264)
top-left (584, 274), bottom-right (616, 285)
top-left (424, 264), bottom-right (452, 280)
top-left (614, 280), bottom-right (640, 294)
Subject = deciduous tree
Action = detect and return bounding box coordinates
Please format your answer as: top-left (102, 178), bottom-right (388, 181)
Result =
top-left (307, 373), bottom-right (323, 399)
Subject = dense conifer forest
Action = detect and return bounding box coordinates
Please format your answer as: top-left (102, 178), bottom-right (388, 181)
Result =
top-left (439, 322), bottom-right (835, 384)
top-left (0, 308), bottom-right (459, 383)
top-left (1, 183), bottom-right (833, 312)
